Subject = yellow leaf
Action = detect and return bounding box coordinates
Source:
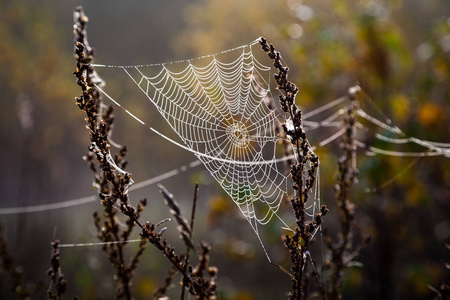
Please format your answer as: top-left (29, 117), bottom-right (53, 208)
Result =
top-left (418, 102), bottom-right (445, 128)
top-left (392, 93), bottom-right (410, 123)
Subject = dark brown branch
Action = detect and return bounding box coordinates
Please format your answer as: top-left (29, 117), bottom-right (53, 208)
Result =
top-left (260, 37), bottom-right (328, 300)
top-left (181, 183), bottom-right (199, 300)
top-left (325, 86), bottom-right (370, 300)
top-left (73, 7), bottom-right (217, 299)
top-left (47, 241), bottom-right (73, 300)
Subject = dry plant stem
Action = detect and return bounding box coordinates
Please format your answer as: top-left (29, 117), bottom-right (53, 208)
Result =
top-left (47, 240), bottom-right (72, 300)
top-left (329, 88), bottom-right (358, 299)
top-left (326, 86), bottom-right (370, 300)
top-left (181, 183), bottom-right (199, 300)
top-left (73, 7), bottom-right (216, 299)
top-left (0, 223), bottom-right (41, 299)
top-left (260, 37), bottom-right (328, 300)
top-left (92, 199), bottom-right (147, 299)
top-left (154, 265), bottom-right (178, 298)
top-left (73, 2), bottom-right (181, 284)
top-left (74, 7), bottom-right (146, 299)
top-left (265, 94), bottom-right (293, 168)
top-left (158, 183), bottom-right (217, 299)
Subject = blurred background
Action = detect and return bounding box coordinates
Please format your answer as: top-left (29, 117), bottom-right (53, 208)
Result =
top-left (0, 0), bottom-right (449, 299)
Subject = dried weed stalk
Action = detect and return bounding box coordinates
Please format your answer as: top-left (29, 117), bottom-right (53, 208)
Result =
top-left (260, 37), bottom-right (328, 300)
top-left (47, 240), bottom-right (75, 300)
top-left (0, 223), bottom-right (41, 299)
top-left (74, 7), bottom-right (147, 299)
top-left (324, 86), bottom-right (370, 299)
top-left (73, 6), bottom-right (217, 299)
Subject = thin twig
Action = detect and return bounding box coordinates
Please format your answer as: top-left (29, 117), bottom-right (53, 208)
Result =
top-left (260, 37), bottom-right (328, 300)
top-left (181, 183), bottom-right (199, 300)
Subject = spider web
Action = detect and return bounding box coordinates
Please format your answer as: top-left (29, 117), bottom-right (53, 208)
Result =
top-left (87, 39), bottom-right (450, 260)
top-left (93, 39), bottom-right (308, 250)
top-left (5, 38), bottom-right (449, 265)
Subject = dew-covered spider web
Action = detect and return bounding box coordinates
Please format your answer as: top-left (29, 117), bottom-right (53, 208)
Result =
top-left (93, 39), bottom-right (305, 255)
top-left (71, 37), bottom-right (450, 257)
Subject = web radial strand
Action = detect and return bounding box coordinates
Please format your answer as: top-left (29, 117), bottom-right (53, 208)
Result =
top-left (121, 43), bottom-right (291, 226)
